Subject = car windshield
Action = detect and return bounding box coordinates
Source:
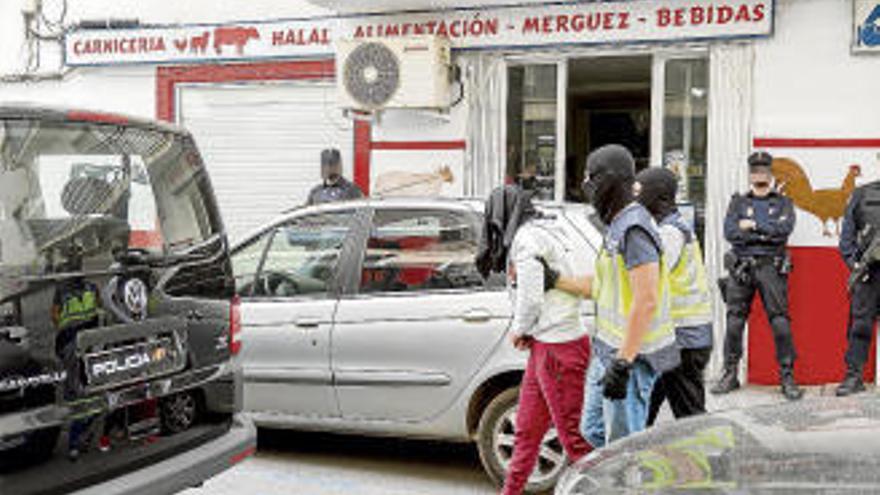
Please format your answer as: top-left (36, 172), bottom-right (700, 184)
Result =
top-left (0, 119), bottom-right (222, 299)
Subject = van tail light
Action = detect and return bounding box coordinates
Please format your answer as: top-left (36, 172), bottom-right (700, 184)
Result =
top-left (229, 295), bottom-right (242, 356)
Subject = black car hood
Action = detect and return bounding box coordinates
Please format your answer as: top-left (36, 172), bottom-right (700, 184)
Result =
top-left (560, 395), bottom-right (880, 494)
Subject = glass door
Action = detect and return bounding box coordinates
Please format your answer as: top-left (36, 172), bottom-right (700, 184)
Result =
top-left (506, 62), bottom-right (566, 201)
top-left (652, 54), bottom-right (710, 240)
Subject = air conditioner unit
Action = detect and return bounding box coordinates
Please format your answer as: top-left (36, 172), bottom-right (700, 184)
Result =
top-left (336, 36), bottom-right (451, 111)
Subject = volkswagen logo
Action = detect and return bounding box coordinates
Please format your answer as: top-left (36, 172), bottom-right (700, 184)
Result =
top-left (123, 278), bottom-right (149, 320)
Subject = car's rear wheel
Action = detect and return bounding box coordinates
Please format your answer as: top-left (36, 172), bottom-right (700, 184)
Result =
top-left (476, 387), bottom-right (567, 494)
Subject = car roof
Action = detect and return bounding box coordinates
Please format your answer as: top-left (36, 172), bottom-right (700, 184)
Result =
top-left (235, 196), bottom-right (592, 249)
top-left (0, 103), bottom-right (189, 136)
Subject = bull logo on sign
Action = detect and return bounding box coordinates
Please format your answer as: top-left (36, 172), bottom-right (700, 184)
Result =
top-left (213, 26), bottom-right (260, 55)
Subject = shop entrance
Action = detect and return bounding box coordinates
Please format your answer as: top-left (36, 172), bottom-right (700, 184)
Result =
top-left (565, 56), bottom-right (652, 202)
top-left (506, 53), bottom-right (709, 238)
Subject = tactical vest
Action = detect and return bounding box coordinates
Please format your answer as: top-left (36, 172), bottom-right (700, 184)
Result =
top-left (57, 281), bottom-right (99, 331)
top-left (660, 213), bottom-right (714, 349)
top-left (593, 203), bottom-right (678, 372)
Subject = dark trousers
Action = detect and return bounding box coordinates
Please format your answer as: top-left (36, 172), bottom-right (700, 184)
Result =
top-left (646, 347), bottom-right (711, 426)
top-left (845, 270), bottom-right (880, 371)
top-left (724, 260), bottom-right (796, 367)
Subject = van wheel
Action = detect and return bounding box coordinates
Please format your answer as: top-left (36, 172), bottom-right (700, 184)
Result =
top-left (476, 387), bottom-right (567, 494)
top-left (161, 391), bottom-right (198, 435)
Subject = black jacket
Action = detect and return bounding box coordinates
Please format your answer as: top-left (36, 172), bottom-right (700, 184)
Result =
top-left (476, 185), bottom-right (536, 279)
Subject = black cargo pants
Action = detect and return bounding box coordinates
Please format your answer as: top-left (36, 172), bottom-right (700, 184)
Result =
top-left (845, 266), bottom-right (880, 371)
top-left (646, 347), bottom-right (712, 426)
top-left (723, 258), bottom-right (796, 367)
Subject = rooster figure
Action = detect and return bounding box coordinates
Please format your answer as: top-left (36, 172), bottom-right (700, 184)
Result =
top-left (771, 158), bottom-right (861, 237)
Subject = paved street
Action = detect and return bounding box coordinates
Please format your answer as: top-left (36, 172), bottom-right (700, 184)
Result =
top-left (187, 384), bottom-right (874, 495)
top-left (186, 429), bottom-right (496, 495)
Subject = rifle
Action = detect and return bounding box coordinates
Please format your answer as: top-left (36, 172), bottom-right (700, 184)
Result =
top-left (848, 225), bottom-right (880, 292)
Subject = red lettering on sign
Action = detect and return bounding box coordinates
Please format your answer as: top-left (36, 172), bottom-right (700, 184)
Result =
top-left (523, 17), bottom-right (540, 34)
top-left (657, 8), bottom-right (671, 27)
top-left (618, 12), bottom-right (630, 29)
top-left (753, 3), bottom-right (766, 21)
top-left (556, 15), bottom-right (570, 32)
top-left (717, 6), bottom-right (734, 24)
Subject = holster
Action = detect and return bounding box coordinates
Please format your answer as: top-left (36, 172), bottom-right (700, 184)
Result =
top-left (724, 251), bottom-right (754, 285)
top-left (775, 253), bottom-right (793, 275)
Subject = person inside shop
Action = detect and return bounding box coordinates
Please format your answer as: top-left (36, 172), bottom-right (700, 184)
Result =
top-left (836, 170), bottom-right (880, 396)
top-left (482, 183), bottom-right (591, 495)
top-left (305, 148), bottom-right (363, 206)
top-left (712, 151), bottom-right (804, 401)
top-left (543, 144), bottom-right (679, 445)
top-left (634, 168), bottom-right (714, 425)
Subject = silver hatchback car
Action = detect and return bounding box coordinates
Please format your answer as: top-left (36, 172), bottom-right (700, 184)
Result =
top-left (231, 197), bottom-right (602, 492)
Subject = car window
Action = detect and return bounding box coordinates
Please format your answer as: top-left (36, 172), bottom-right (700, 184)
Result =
top-left (232, 230), bottom-right (273, 297)
top-left (252, 211), bottom-right (352, 298)
top-left (360, 208), bottom-right (484, 294)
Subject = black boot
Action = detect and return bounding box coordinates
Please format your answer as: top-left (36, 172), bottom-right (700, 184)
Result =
top-left (836, 367), bottom-right (866, 397)
top-left (779, 364), bottom-right (804, 401)
top-left (710, 364), bottom-right (740, 395)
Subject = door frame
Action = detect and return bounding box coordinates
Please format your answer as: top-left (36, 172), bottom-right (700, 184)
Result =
top-left (503, 45), bottom-right (710, 201)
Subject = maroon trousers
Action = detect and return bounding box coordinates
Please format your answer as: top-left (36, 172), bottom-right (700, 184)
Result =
top-left (501, 335), bottom-right (593, 495)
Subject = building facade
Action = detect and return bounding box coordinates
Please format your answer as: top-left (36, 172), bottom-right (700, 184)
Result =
top-left (2, 0), bottom-right (879, 384)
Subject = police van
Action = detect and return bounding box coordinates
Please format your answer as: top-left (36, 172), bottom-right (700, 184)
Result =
top-left (0, 106), bottom-right (255, 494)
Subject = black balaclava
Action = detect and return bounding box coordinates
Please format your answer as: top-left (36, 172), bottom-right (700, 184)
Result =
top-left (582, 144), bottom-right (636, 225)
top-left (636, 167), bottom-right (678, 222)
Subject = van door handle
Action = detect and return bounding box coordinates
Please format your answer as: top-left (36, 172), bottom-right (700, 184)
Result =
top-left (294, 318), bottom-right (320, 328)
top-left (462, 309), bottom-right (491, 323)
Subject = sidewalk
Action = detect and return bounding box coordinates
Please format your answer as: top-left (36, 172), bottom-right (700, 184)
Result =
top-left (656, 383), bottom-right (877, 423)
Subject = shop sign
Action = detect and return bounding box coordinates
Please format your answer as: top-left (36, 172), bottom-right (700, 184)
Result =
top-left (854, 0), bottom-right (880, 52)
top-left (65, 0), bottom-right (774, 66)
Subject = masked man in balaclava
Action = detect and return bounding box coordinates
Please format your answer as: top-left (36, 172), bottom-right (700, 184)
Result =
top-left (478, 184), bottom-right (593, 495)
top-left (544, 145), bottom-right (679, 446)
top-left (634, 168), bottom-right (714, 425)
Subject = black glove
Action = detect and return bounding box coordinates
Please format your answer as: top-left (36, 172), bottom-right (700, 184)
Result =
top-left (536, 256), bottom-right (559, 292)
top-left (601, 358), bottom-right (633, 400)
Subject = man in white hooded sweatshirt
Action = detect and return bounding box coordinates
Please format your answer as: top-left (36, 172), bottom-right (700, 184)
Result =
top-left (488, 184), bottom-right (593, 495)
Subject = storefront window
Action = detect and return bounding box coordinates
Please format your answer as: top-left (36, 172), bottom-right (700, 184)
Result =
top-left (507, 65), bottom-right (557, 200)
top-left (663, 58), bottom-right (709, 239)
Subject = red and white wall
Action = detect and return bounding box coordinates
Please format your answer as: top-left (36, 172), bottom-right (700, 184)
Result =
top-left (747, 0), bottom-right (880, 384)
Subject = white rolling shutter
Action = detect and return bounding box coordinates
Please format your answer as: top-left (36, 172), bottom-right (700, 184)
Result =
top-left (178, 81), bottom-right (353, 242)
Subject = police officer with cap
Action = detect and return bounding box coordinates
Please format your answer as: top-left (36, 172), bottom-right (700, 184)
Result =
top-left (305, 148), bottom-right (363, 206)
top-left (836, 168), bottom-right (880, 396)
top-left (712, 151), bottom-right (803, 401)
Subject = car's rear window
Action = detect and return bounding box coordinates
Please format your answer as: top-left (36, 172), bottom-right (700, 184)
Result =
top-left (0, 119), bottom-right (222, 297)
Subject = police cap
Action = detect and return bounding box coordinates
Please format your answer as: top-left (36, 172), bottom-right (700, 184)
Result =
top-left (748, 151), bottom-right (773, 170)
top-left (321, 148), bottom-right (342, 167)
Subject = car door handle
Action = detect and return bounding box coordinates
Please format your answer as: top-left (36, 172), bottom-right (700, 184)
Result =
top-left (462, 309), bottom-right (491, 323)
top-left (294, 318), bottom-right (320, 328)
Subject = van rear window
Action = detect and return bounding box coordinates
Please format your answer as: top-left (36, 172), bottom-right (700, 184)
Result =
top-left (0, 120), bottom-right (222, 295)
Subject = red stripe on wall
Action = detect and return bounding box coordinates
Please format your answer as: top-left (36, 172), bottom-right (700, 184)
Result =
top-left (354, 120), bottom-right (371, 195)
top-left (754, 138), bottom-right (880, 148)
top-left (371, 140), bottom-right (467, 151)
top-left (155, 59), bottom-right (334, 122)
